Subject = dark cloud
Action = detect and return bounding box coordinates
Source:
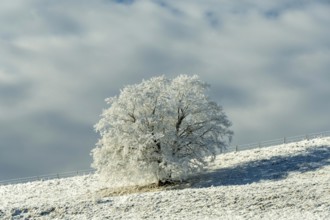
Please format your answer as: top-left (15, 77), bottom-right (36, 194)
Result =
top-left (0, 112), bottom-right (96, 180)
top-left (1, 0), bottom-right (330, 180)
top-left (136, 48), bottom-right (202, 75)
top-left (0, 82), bottom-right (32, 106)
top-left (209, 84), bottom-right (253, 108)
top-left (35, 10), bottom-right (84, 36)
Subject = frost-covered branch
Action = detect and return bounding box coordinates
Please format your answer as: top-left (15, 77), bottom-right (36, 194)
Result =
top-left (91, 75), bottom-right (233, 185)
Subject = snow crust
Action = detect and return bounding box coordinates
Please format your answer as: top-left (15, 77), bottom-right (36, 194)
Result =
top-left (1, 138), bottom-right (329, 219)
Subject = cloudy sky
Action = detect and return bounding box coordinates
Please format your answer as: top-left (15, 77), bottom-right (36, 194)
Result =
top-left (1, 0), bottom-right (330, 180)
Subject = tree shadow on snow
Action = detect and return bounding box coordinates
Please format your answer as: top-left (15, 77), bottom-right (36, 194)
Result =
top-left (190, 146), bottom-right (330, 188)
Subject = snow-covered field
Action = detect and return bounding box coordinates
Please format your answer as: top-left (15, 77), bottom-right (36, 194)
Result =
top-left (1, 138), bottom-right (329, 219)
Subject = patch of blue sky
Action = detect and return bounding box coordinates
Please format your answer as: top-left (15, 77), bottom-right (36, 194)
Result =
top-left (264, 9), bottom-right (280, 19)
top-left (113, 0), bottom-right (134, 4)
top-left (152, 0), bottom-right (183, 17)
top-left (205, 11), bottom-right (222, 28)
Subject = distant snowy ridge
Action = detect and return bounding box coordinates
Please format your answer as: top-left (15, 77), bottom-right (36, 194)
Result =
top-left (0, 137), bottom-right (329, 219)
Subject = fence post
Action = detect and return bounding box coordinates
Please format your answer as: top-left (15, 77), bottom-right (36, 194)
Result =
top-left (283, 137), bottom-right (286, 144)
top-left (236, 145), bottom-right (238, 152)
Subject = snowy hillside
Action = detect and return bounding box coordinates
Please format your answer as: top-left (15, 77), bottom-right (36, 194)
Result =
top-left (1, 138), bottom-right (329, 219)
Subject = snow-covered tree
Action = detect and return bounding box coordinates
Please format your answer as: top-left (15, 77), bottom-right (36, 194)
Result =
top-left (91, 75), bottom-right (233, 186)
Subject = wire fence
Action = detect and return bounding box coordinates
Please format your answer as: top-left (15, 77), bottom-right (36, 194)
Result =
top-left (1, 130), bottom-right (330, 186)
top-left (226, 130), bottom-right (330, 153)
top-left (0, 169), bottom-right (95, 186)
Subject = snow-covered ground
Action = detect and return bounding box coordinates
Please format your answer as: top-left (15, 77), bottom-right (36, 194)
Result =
top-left (1, 138), bottom-right (329, 219)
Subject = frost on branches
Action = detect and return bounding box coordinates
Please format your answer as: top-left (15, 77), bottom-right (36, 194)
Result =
top-left (91, 75), bottom-right (233, 186)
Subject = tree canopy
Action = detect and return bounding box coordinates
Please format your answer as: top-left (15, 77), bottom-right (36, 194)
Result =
top-left (91, 75), bottom-right (233, 186)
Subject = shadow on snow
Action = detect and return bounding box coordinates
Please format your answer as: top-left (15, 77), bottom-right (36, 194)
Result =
top-left (190, 146), bottom-right (330, 188)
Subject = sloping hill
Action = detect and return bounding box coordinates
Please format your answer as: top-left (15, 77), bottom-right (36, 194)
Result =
top-left (1, 138), bottom-right (329, 219)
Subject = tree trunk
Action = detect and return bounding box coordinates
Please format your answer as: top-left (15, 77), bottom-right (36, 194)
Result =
top-left (157, 179), bottom-right (173, 187)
